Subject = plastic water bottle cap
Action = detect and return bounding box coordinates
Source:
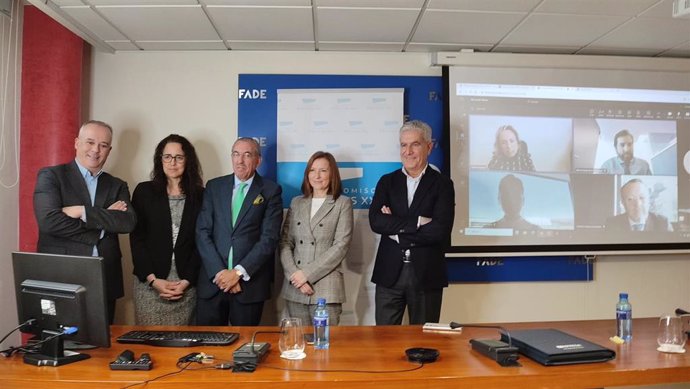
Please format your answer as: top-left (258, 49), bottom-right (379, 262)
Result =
top-left (317, 298), bottom-right (326, 305)
top-left (619, 292), bottom-right (628, 299)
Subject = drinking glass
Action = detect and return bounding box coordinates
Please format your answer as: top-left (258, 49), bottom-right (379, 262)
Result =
top-left (657, 315), bottom-right (687, 353)
top-left (279, 317), bottom-right (306, 359)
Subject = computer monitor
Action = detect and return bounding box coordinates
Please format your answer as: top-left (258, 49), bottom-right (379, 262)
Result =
top-left (11, 252), bottom-right (111, 366)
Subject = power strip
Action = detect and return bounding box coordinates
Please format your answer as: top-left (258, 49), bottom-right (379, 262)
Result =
top-left (109, 359), bottom-right (153, 370)
top-left (423, 322), bottom-right (462, 333)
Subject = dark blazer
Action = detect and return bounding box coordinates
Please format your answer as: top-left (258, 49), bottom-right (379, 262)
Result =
top-left (33, 160), bottom-right (137, 300)
top-left (130, 181), bottom-right (203, 286)
top-left (605, 212), bottom-right (672, 232)
top-left (369, 166), bottom-right (455, 290)
top-left (196, 173), bottom-right (283, 304)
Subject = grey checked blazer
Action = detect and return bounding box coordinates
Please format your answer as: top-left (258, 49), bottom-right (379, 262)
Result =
top-left (279, 194), bottom-right (353, 305)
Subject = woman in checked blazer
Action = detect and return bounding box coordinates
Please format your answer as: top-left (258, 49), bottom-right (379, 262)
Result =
top-left (279, 151), bottom-right (353, 325)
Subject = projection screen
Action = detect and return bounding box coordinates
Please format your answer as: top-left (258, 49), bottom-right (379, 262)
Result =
top-left (446, 61), bottom-right (690, 256)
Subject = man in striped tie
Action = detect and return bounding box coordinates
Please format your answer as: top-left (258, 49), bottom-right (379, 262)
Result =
top-left (196, 137), bottom-right (283, 326)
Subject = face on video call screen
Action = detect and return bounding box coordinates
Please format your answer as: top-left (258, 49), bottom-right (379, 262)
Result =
top-left (447, 66), bottom-right (690, 255)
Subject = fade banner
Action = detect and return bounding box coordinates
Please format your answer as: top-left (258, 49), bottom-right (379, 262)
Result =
top-left (276, 88), bottom-right (404, 209)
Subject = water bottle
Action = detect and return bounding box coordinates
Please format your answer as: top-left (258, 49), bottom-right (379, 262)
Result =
top-left (616, 292), bottom-right (632, 342)
top-left (313, 298), bottom-right (330, 350)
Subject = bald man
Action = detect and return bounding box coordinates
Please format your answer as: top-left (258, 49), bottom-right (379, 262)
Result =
top-left (605, 179), bottom-right (671, 232)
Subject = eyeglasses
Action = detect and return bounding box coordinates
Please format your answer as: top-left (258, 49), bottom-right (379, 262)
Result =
top-left (162, 154), bottom-right (186, 163)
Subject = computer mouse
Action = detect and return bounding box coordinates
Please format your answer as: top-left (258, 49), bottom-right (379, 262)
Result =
top-left (116, 349), bottom-right (135, 363)
top-left (178, 352), bottom-right (202, 363)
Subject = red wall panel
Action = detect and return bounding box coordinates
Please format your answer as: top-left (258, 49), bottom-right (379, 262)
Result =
top-left (19, 6), bottom-right (84, 251)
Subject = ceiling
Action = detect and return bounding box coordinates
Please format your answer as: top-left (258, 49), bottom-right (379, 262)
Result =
top-left (28, 0), bottom-right (690, 57)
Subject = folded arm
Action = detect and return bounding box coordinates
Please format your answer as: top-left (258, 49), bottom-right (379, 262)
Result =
top-left (369, 175), bottom-right (455, 249)
top-left (34, 168), bottom-right (100, 245)
top-left (398, 181), bottom-right (455, 249)
top-left (368, 176), bottom-right (418, 236)
top-left (84, 182), bottom-right (137, 234)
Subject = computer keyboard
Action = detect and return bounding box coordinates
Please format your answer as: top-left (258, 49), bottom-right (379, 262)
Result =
top-left (116, 330), bottom-right (240, 347)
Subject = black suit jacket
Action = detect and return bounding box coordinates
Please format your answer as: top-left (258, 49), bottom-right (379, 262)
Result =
top-left (33, 160), bottom-right (137, 300)
top-left (605, 212), bottom-right (672, 232)
top-left (369, 166), bottom-right (455, 290)
top-left (196, 173), bottom-right (283, 303)
top-left (130, 181), bottom-right (203, 286)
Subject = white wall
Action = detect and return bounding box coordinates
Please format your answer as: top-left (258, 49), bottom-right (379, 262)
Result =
top-left (0, 1), bottom-right (21, 349)
top-left (89, 50), bottom-right (690, 326)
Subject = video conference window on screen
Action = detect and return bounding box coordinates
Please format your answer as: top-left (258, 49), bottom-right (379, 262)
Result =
top-left (450, 82), bottom-right (690, 250)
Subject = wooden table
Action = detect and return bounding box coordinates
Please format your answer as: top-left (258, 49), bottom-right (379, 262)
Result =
top-left (1, 318), bottom-right (689, 388)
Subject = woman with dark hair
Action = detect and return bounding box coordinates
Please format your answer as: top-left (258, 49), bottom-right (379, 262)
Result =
top-left (279, 151), bottom-right (353, 326)
top-left (487, 125), bottom-right (535, 172)
top-left (130, 134), bottom-right (204, 325)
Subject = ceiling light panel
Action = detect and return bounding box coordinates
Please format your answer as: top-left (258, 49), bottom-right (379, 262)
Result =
top-left (207, 6), bottom-right (313, 41)
top-left (60, 6), bottom-right (128, 41)
top-left (427, 0), bottom-right (541, 12)
top-left (414, 10), bottom-right (525, 44)
top-left (589, 17), bottom-right (690, 49)
top-left (86, 0), bottom-right (199, 5)
top-left (502, 14), bottom-right (629, 46)
top-left (317, 8), bottom-right (420, 42)
top-left (534, 0), bottom-right (659, 16)
top-left (315, 0), bottom-right (424, 7)
top-left (202, 0), bottom-right (311, 5)
top-left (95, 5), bottom-right (220, 41)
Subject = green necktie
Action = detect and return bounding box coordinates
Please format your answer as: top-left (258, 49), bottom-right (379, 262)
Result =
top-left (229, 182), bottom-right (247, 268)
top-left (232, 182), bottom-right (247, 227)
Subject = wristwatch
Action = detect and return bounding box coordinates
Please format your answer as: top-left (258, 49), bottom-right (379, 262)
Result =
top-left (147, 278), bottom-right (156, 288)
top-left (234, 269), bottom-right (243, 278)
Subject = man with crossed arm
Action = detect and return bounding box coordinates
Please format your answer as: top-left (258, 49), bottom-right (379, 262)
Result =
top-left (369, 120), bottom-right (455, 325)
